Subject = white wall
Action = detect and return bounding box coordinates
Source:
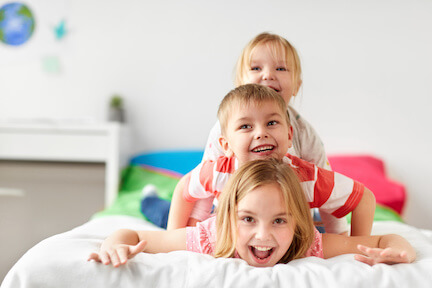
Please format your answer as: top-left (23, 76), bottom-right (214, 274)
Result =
top-left (1, 0), bottom-right (431, 229)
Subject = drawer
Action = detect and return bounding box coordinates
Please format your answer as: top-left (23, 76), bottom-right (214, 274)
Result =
top-left (0, 131), bottom-right (109, 162)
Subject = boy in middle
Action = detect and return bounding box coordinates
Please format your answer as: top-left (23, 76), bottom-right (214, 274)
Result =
top-left (168, 84), bottom-right (376, 236)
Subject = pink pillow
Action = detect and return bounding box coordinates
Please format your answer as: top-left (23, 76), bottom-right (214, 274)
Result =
top-left (328, 155), bottom-right (406, 215)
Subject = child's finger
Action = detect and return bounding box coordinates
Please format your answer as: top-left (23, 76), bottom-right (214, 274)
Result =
top-left (130, 240), bottom-right (147, 256)
top-left (108, 249), bottom-right (121, 267)
top-left (357, 245), bottom-right (384, 257)
top-left (356, 244), bottom-right (371, 254)
top-left (354, 254), bottom-right (375, 266)
top-left (384, 251), bottom-right (409, 264)
top-left (87, 252), bottom-right (101, 262)
top-left (117, 247), bottom-right (130, 264)
top-left (400, 251), bottom-right (408, 261)
top-left (99, 251), bottom-right (111, 265)
top-left (378, 248), bottom-right (408, 262)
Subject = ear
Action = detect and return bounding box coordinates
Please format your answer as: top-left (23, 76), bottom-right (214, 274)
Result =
top-left (287, 126), bottom-right (293, 148)
top-left (219, 136), bottom-right (234, 157)
top-left (293, 79), bottom-right (302, 96)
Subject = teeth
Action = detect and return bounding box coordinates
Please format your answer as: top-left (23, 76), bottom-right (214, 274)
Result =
top-left (254, 246), bottom-right (272, 251)
top-left (252, 146), bottom-right (273, 152)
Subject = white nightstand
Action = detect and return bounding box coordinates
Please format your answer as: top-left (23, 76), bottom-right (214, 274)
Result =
top-left (0, 121), bottom-right (121, 207)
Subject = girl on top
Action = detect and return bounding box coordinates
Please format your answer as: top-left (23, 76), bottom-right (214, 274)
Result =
top-left (89, 159), bottom-right (415, 268)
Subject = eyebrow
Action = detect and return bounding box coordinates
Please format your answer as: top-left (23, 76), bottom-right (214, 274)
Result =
top-left (234, 113), bottom-right (283, 122)
top-left (234, 117), bottom-right (252, 123)
top-left (267, 113), bottom-right (284, 118)
top-left (237, 210), bottom-right (287, 217)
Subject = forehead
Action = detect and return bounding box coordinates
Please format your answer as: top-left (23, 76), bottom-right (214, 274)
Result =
top-left (237, 183), bottom-right (288, 214)
top-left (230, 99), bottom-right (285, 119)
top-left (250, 42), bottom-right (287, 63)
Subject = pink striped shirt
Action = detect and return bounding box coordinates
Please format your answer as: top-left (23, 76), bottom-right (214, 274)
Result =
top-left (183, 154), bottom-right (364, 219)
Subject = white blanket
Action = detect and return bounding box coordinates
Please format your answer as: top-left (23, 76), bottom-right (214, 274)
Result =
top-left (2, 216), bottom-right (432, 288)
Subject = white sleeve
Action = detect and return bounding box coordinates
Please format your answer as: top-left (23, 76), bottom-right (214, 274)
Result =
top-left (186, 162), bottom-right (214, 201)
top-left (203, 120), bottom-right (225, 161)
top-left (288, 106), bottom-right (330, 169)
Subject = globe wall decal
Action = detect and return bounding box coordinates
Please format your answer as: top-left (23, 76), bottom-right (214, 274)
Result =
top-left (0, 2), bottom-right (36, 46)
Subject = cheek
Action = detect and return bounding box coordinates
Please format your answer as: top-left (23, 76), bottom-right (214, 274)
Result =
top-left (244, 73), bottom-right (259, 84)
top-left (233, 135), bottom-right (249, 150)
top-left (280, 93), bottom-right (292, 105)
top-left (278, 223), bottom-right (296, 248)
top-left (275, 130), bottom-right (290, 146)
top-left (235, 225), bottom-right (250, 249)
top-left (236, 225), bottom-right (246, 242)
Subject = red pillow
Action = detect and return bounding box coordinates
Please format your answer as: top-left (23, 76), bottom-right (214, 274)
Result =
top-left (328, 155), bottom-right (406, 215)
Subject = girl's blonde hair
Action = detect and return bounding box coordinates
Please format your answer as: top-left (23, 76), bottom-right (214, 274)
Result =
top-left (217, 83), bottom-right (290, 136)
top-left (214, 158), bottom-right (315, 263)
top-left (235, 32), bottom-right (302, 97)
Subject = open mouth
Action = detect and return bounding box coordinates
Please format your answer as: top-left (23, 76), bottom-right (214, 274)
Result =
top-left (249, 246), bottom-right (274, 264)
top-left (267, 85), bottom-right (280, 93)
top-left (251, 145), bottom-right (275, 153)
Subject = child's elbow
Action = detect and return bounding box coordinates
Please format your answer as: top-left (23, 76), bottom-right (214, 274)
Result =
top-left (363, 187), bottom-right (376, 208)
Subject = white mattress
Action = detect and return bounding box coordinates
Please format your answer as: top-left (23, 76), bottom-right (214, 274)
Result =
top-left (2, 216), bottom-right (432, 288)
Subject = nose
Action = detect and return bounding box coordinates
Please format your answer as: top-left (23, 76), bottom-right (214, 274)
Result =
top-left (262, 68), bottom-right (275, 81)
top-left (255, 126), bottom-right (269, 140)
top-left (255, 223), bottom-right (271, 241)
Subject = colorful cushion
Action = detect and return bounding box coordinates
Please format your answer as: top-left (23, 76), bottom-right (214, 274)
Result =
top-left (328, 155), bottom-right (406, 215)
top-left (130, 150), bottom-right (203, 175)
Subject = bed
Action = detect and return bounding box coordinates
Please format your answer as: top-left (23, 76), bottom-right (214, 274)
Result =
top-left (2, 151), bottom-right (432, 288)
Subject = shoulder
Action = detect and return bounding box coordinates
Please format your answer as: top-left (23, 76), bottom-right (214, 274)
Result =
top-left (196, 216), bottom-right (217, 255)
top-left (203, 120), bottom-right (223, 161)
top-left (305, 228), bottom-right (324, 258)
top-left (288, 106), bottom-right (321, 140)
top-left (287, 106), bottom-right (329, 168)
top-left (284, 154), bottom-right (317, 182)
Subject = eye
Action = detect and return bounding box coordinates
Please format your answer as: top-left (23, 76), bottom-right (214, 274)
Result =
top-left (250, 66), bottom-right (261, 71)
top-left (240, 124), bottom-right (252, 129)
top-left (276, 67), bottom-right (287, 71)
top-left (242, 216), bottom-right (255, 223)
top-left (267, 120), bottom-right (278, 126)
top-left (274, 218), bottom-right (286, 224)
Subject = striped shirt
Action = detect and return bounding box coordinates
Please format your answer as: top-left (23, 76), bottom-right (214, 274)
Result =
top-left (183, 154), bottom-right (364, 219)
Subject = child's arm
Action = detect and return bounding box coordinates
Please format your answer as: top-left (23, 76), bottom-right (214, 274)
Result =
top-left (322, 233), bottom-right (416, 265)
top-left (167, 176), bottom-right (196, 230)
top-left (87, 228), bottom-right (186, 267)
top-left (168, 157), bottom-right (227, 230)
top-left (350, 187), bottom-right (376, 236)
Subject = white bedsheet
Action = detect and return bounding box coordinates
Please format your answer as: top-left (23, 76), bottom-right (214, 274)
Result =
top-left (2, 216), bottom-right (432, 288)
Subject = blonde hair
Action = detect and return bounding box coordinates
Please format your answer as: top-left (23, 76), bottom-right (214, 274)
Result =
top-left (217, 83), bottom-right (290, 135)
top-left (214, 158), bottom-right (315, 263)
top-left (235, 32), bottom-right (302, 97)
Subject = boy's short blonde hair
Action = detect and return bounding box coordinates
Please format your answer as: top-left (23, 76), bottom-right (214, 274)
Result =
top-left (235, 32), bottom-right (302, 96)
top-left (214, 158), bottom-right (315, 263)
top-left (217, 83), bottom-right (290, 135)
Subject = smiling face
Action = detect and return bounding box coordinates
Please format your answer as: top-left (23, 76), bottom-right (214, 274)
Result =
top-left (219, 100), bottom-right (292, 165)
top-left (235, 183), bottom-right (295, 267)
top-left (243, 43), bottom-right (299, 105)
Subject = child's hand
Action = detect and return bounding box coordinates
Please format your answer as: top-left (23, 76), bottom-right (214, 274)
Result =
top-left (87, 240), bottom-right (147, 267)
top-left (354, 244), bottom-right (411, 265)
